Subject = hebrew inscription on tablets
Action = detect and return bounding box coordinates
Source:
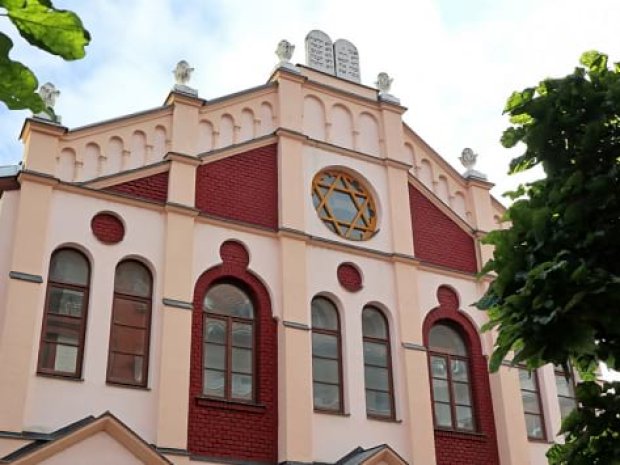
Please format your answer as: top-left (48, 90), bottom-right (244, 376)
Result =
top-left (334, 39), bottom-right (360, 83)
top-left (305, 30), bottom-right (335, 75)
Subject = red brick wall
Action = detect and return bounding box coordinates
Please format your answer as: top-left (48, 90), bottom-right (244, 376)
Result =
top-left (91, 213), bottom-right (125, 244)
top-left (423, 286), bottom-right (499, 465)
top-left (337, 263), bottom-right (363, 292)
top-left (195, 144), bottom-right (278, 230)
top-left (104, 171), bottom-right (169, 203)
top-left (188, 241), bottom-right (278, 462)
top-left (408, 184), bottom-right (477, 273)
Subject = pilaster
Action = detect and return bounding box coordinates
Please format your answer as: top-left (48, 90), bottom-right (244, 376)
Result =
top-left (20, 118), bottom-right (67, 176)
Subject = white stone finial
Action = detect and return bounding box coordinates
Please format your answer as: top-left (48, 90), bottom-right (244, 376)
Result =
top-left (460, 148), bottom-right (487, 180)
top-left (172, 60), bottom-right (198, 96)
top-left (375, 72), bottom-right (399, 104)
top-left (275, 39), bottom-right (299, 73)
top-left (34, 82), bottom-right (61, 122)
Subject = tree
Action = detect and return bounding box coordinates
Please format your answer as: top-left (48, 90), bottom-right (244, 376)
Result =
top-left (476, 51), bottom-right (620, 464)
top-left (0, 0), bottom-right (89, 115)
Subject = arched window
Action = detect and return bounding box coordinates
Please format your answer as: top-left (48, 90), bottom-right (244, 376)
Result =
top-left (428, 323), bottom-right (475, 431)
top-left (362, 306), bottom-right (395, 419)
top-left (107, 260), bottom-right (152, 386)
top-left (38, 248), bottom-right (90, 378)
top-left (311, 297), bottom-right (343, 412)
top-left (203, 283), bottom-right (255, 401)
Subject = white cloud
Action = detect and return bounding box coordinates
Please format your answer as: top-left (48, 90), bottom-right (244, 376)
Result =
top-left (1, 0), bottom-right (619, 201)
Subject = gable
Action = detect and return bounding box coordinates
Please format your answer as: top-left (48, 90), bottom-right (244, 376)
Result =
top-left (37, 432), bottom-right (143, 465)
top-left (195, 144), bottom-right (278, 229)
top-left (408, 183), bottom-right (477, 273)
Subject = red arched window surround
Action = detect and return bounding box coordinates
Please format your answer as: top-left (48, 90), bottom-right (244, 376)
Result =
top-left (188, 240), bottom-right (278, 463)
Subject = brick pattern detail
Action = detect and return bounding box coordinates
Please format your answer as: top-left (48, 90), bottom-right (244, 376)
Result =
top-left (423, 286), bottom-right (500, 465)
top-left (408, 184), bottom-right (477, 273)
top-left (188, 243), bottom-right (277, 462)
top-left (337, 263), bottom-right (362, 292)
top-left (220, 241), bottom-right (250, 269)
top-left (195, 144), bottom-right (278, 230)
top-left (104, 171), bottom-right (169, 203)
top-left (91, 213), bottom-right (125, 244)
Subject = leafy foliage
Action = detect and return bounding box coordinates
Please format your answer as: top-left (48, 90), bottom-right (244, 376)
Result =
top-left (547, 381), bottom-right (620, 465)
top-left (476, 51), bottom-right (620, 462)
top-left (0, 0), bottom-right (89, 112)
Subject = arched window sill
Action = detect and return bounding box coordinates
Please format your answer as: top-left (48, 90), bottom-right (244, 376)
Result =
top-left (434, 428), bottom-right (487, 441)
top-left (37, 372), bottom-right (84, 382)
top-left (195, 396), bottom-right (267, 414)
top-left (367, 415), bottom-right (401, 423)
top-left (106, 381), bottom-right (151, 391)
top-left (313, 409), bottom-right (350, 417)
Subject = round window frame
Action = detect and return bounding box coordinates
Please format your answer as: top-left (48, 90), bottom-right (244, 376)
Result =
top-left (311, 169), bottom-right (378, 241)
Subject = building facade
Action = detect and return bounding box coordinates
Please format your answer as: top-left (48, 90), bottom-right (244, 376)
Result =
top-left (0, 32), bottom-right (574, 465)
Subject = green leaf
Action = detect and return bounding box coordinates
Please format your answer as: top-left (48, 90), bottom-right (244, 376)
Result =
top-left (0, 32), bottom-right (44, 112)
top-left (580, 50), bottom-right (608, 73)
top-left (5, 0), bottom-right (90, 60)
top-left (503, 87), bottom-right (535, 113)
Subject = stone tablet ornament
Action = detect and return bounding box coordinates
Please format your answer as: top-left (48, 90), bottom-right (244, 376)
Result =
top-left (375, 72), bottom-right (400, 104)
top-left (460, 148), bottom-right (488, 180)
top-left (305, 30), bottom-right (335, 75)
top-left (172, 60), bottom-right (198, 96)
top-left (334, 39), bottom-right (360, 83)
top-left (34, 82), bottom-right (61, 122)
top-left (275, 39), bottom-right (299, 72)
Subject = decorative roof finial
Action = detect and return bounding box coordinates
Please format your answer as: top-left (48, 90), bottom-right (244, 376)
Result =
top-left (375, 72), bottom-right (399, 104)
top-left (459, 148), bottom-right (487, 180)
top-left (34, 82), bottom-right (61, 123)
top-left (275, 39), bottom-right (299, 73)
top-left (172, 60), bottom-right (198, 96)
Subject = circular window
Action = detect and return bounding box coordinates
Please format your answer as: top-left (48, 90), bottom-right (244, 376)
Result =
top-left (312, 170), bottom-right (377, 241)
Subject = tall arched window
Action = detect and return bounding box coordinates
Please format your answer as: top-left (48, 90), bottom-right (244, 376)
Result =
top-left (203, 283), bottom-right (255, 401)
top-left (38, 248), bottom-right (91, 378)
top-left (107, 260), bottom-right (152, 387)
top-left (428, 323), bottom-right (475, 431)
top-left (362, 306), bottom-right (394, 419)
top-left (311, 297), bottom-right (343, 413)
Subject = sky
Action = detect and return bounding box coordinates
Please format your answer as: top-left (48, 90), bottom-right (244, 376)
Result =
top-left (1, 0), bottom-right (620, 201)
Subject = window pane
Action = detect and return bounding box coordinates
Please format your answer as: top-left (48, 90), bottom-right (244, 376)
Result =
top-left (366, 390), bottom-right (392, 417)
top-left (49, 249), bottom-right (89, 285)
top-left (110, 326), bottom-right (146, 355)
top-left (44, 314), bottom-right (80, 345)
top-left (555, 375), bottom-right (574, 397)
top-left (559, 396), bottom-right (575, 420)
top-left (114, 261), bottom-right (151, 297)
top-left (232, 374), bottom-right (253, 400)
top-left (521, 391), bottom-right (541, 414)
top-left (112, 297), bottom-right (148, 327)
top-left (204, 319), bottom-right (226, 343)
top-left (232, 323), bottom-right (252, 348)
top-left (434, 402), bottom-right (452, 428)
top-left (453, 382), bottom-right (472, 406)
top-left (362, 307), bottom-right (387, 338)
top-left (519, 369), bottom-right (536, 391)
top-left (40, 343), bottom-right (78, 373)
top-left (313, 382), bottom-right (340, 410)
top-left (204, 369), bottom-right (225, 397)
top-left (456, 406), bottom-right (474, 430)
top-left (327, 190), bottom-right (357, 223)
top-left (232, 348), bottom-right (253, 374)
top-left (204, 343), bottom-right (225, 369)
top-left (364, 366), bottom-right (389, 391)
top-left (311, 298), bottom-right (339, 330)
top-left (451, 359), bottom-right (469, 382)
top-left (312, 333), bottom-right (338, 358)
top-left (48, 287), bottom-right (84, 317)
top-left (432, 379), bottom-right (450, 402)
top-left (108, 353), bottom-right (144, 384)
top-left (313, 358), bottom-right (339, 384)
top-left (431, 356), bottom-right (448, 379)
top-left (429, 324), bottom-right (467, 355)
top-left (525, 414), bottom-right (544, 439)
top-left (363, 342), bottom-right (387, 367)
top-left (204, 284), bottom-right (253, 318)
